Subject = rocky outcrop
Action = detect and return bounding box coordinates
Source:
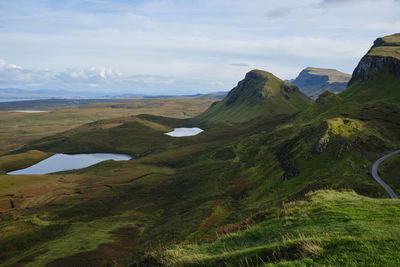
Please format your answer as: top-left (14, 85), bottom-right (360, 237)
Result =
top-left (314, 135), bottom-right (330, 153)
top-left (348, 55), bottom-right (400, 86)
top-left (225, 70), bottom-right (270, 106)
top-left (282, 84), bottom-right (298, 93)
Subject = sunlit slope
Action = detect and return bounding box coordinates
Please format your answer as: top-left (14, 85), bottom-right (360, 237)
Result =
top-left (195, 70), bottom-right (312, 126)
top-left (153, 190), bottom-right (400, 266)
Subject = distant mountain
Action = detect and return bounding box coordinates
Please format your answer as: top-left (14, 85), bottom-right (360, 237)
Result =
top-left (195, 69), bottom-right (312, 126)
top-left (290, 67), bottom-right (351, 99)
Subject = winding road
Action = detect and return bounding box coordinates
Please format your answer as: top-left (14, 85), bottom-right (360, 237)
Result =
top-left (371, 150), bottom-right (400, 199)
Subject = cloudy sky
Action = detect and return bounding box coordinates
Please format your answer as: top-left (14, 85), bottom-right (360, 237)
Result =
top-left (0, 0), bottom-right (399, 95)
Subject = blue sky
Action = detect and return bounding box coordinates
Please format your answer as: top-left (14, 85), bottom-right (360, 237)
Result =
top-left (0, 0), bottom-right (399, 94)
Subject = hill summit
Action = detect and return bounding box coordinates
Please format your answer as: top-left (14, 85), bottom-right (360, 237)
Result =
top-left (195, 69), bottom-right (312, 125)
top-left (291, 67), bottom-right (351, 99)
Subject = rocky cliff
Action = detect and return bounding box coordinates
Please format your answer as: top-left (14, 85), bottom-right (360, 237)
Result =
top-left (348, 33), bottom-right (400, 86)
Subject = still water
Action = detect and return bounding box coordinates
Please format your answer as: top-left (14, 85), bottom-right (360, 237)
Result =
top-left (164, 127), bottom-right (204, 137)
top-left (7, 153), bottom-right (131, 175)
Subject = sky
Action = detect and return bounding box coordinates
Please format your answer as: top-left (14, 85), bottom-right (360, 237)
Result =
top-left (0, 0), bottom-right (399, 95)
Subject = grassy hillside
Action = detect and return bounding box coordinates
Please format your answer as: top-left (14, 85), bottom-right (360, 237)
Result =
top-left (153, 190), bottom-right (400, 266)
top-left (379, 154), bottom-right (400, 196)
top-left (195, 70), bottom-right (312, 126)
top-left (369, 33), bottom-right (400, 60)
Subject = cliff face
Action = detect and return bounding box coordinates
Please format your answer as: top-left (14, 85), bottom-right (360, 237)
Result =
top-left (348, 33), bottom-right (400, 86)
top-left (348, 55), bottom-right (400, 86)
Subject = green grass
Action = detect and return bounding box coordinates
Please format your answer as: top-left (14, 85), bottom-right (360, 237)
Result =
top-left (153, 190), bottom-right (400, 266)
top-left (0, 150), bottom-right (50, 174)
top-left (379, 154), bottom-right (400, 196)
top-left (368, 33), bottom-right (400, 60)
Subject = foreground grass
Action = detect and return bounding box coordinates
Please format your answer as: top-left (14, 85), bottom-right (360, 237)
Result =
top-left (154, 190), bottom-right (400, 266)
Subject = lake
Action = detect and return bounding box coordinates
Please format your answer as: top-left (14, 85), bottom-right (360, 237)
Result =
top-left (7, 153), bottom-right (132, 175)
top-left (164, 127), bottom-right (204, 137)
top-left (8, 110), bottom-right (49, 113)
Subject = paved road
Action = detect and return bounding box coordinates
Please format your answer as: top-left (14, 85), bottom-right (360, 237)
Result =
top-left (371, 150), bottom-right (400, 199)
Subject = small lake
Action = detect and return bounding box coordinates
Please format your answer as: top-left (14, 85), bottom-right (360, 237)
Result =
top-left (8, 110), bottom-right (49, 113)
top-left (7, 153), bottom-right (132, 175)
top-left (164, 127), bottom-right (204, 137)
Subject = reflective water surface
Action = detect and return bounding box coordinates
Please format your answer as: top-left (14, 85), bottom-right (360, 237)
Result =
top-left (164, 127), bottom-right (204, 137)
top-left (7, 153), bottom-right (131, 175)
top-left (8, 110), bottom-right (49, 113)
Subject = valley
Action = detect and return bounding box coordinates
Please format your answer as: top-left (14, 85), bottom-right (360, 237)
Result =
top-left (0, 33), bottom-right (400, 266)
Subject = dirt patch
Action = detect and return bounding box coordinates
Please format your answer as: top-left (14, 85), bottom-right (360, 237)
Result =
top-left (5, 249), bottom-right (50, 267)
top-left (45, 225), bottom-right (141, 267)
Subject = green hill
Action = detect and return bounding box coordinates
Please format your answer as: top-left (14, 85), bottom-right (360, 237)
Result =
top-left (194, 70), bottom-right (312, 126)
top-left (291, 67), bottom-right (351, 99)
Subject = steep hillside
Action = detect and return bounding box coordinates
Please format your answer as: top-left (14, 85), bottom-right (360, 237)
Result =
top-left (194, 70), bottom-right (312, 126)
top-left (291, 67), bottom-right (351, 98)
top-left (343, 33), bottom-right (400, 104)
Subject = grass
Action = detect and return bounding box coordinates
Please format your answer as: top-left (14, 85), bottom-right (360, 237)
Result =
top-left (381, 33), bottom-right (400, 45)
top-left (369, 46), bottom-right (400, 60)
top-left (153, 190), bottom-right (400, 266)
top-left (379, 154), bottom-right (400, 196)
top-left (368, 33), bottom-right (400, 60)
top-left (0, 150), bottom-right (50, 174)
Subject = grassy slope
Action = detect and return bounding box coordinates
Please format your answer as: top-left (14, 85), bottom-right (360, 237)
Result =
top-left (379, 154), bottom-right (400, 196)
top-left (0, 150), bottom-right (50, 174)
top-left (368, 33), bottom-right (400, 60)
top-left (155, 190), bottom-right (400, 266)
